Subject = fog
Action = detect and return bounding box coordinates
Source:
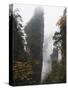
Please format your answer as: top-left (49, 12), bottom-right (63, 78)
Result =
top-left (14, 4), bottom-right (65, 83)
top-left (41, 6), bottom-right (65, 82)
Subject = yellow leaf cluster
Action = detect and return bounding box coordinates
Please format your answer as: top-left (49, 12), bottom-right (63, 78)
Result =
top-left (13, 61), bottom-right (33, 81)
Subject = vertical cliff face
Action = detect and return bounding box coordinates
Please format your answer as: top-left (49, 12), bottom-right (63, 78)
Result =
top-left (24, 7), bottom-right (44, 83)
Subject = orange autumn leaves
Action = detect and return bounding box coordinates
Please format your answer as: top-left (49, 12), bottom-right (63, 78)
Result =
top-left (57, 16), bottom-right (66, 28)
top-left (13, 61), bottom-right (32, 81)
top-left (13, 60), bottom-right (40, 81)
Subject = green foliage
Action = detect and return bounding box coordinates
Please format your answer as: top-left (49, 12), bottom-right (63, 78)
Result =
top-left (44, 61), bottom-right (66, 84)
top-left (43, 8), bottom-right (66, 84)
top-left (9, 7), bottom-right (44, 85)
top-left (9, 8), bottom-right (27, 61)
top-left (53, 8), bottom-right (66, 64)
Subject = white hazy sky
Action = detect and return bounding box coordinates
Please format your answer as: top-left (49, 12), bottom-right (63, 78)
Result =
top-left (14, 4), bottom-right (65, 37)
